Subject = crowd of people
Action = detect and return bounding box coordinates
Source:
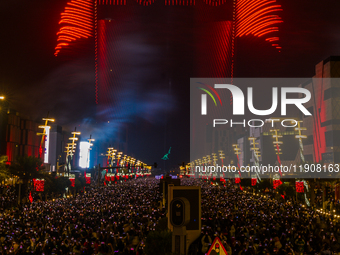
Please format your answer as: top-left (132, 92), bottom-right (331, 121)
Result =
top-left (0, 179), bottom-right (163, 254)
top-left (0, 178), bottom-right (340, 254)
top-left (189, 179), bottom-right (340, 255)
top-left (0, 185), bottom-right (17, 210)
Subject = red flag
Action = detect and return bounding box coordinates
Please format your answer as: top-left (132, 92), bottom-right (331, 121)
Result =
top-left (29, 192), bottom-right (33, 203)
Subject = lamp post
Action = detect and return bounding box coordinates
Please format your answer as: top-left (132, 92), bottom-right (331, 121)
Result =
top-left (37, 117), bottom-right (55, 163)
top-left (270, 129), bottom-right (283, 177)
top-left (249, 137), bottom-right (261, 181)
top-left (295, 121), bottom-right (307, 162)
top-left (87, 135), bottom-right (95, 169)
top-left (197, 159), bottom-right (202, 179)
top-left (206, 155), bottom-right (212, 178)
top-left (117, 152), bottom-right (122, 167)
top-left (106, 147), bottom-right (116, 168)
top-left (66, 128), bottom-right (81, 177)
top-left (218, 150), bottom-right (225, 178)
top-left (293, 120), bottom-right (310, 206)
top-left (232, 144), bottom-right (242, 177)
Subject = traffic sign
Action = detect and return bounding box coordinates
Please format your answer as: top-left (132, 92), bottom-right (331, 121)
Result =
top-left (207, 237), bottom-right (228, 255)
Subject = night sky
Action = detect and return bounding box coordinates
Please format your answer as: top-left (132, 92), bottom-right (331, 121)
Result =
top-left (0, 0), bottom-right (340, 168)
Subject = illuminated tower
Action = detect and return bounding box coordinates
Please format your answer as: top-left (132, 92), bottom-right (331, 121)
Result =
top-left (54, 0), bottom-right (283, 159)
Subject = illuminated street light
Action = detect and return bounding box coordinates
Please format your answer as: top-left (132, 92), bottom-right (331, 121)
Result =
top-left (294, 121), bottom-right (307, 162)
top-left (86, 135), bottom-right (95, 168)
top-left (0, 96), bottom-right (4, 100)
top-left (65, 128), bottom-right (81, 176)
top-left (232, 144), bottom-right (242, 177)
top-left (218, 150), bottom-right (225, 167)
top-left (270, 129), bottom-right (283, 179)
top-left (37, 116), bottom-right (55, 163)
top-left (249, 137), bottom-right (261, 181)
top-left (117, 152), bottom-right (122, 166)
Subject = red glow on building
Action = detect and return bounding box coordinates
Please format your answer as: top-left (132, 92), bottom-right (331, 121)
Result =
top-left (135, 0), bottom-right (154, 5)
top-left (203, 0), bottom-right (226, 6)
top-left (236, 0), bottom-right (282, 50)
top-left (55, 0), bottom-right (94, 56)
top-left (165, 0), bottom-right (195, 5)
top-left (98, 0), bottom-right (126, 4)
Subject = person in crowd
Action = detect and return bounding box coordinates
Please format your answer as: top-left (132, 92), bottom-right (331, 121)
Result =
top-left (1, 178), bottom-right (340, 254)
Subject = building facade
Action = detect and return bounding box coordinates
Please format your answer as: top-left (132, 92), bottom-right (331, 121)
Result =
top-left (301, 56), bottom-right (340, 164)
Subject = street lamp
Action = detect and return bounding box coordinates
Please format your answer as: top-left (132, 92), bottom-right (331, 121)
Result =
top-left (232, 144), bottom-right (242, 177)
top-left (270, 129), bottom-right (283, 177)
top-left (293, 120), bottom-right (310, 206)
top-left (37, 117), bottom-right (55, 163)
top-left (106, 147), bottom-right (117, 168)
top-left (65, 128), bottom-right (81, 177)
top-left (249, 137), bottom-right (261, 181)
top-left (0, 96), bottom-right (4, 100)
top-left (294, 121), bottom-right (307, 162)
top-left (117, 152), bottom-right (122, 167)
top-left (86, 135), bottom-right (95, 169)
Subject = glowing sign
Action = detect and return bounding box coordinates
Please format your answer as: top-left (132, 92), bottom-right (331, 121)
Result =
top-left (79, 141), bottom-right (90, 168)
top-left (44, 126), bottom-right (50, 164)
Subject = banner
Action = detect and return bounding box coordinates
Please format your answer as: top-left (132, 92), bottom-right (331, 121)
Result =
top-left (295, 181), bottom-right (304, 193)
top-left (33, 179), bottom-right (45, 192)
top-left (69, 174), bottom-right (75, 187)
top-left (85, 173), bottom-right (91, 184)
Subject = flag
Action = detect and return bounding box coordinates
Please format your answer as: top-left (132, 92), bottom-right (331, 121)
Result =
top-left (29, 192), bottom-right (33, 203)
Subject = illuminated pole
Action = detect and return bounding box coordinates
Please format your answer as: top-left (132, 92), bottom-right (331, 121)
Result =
top-left (65, 143), bottom-right (75, 176)
top-left (218, 150), bottom-right (225, 167)
top-left (197, 159), bottom-right (202, 179)
top-left (194, 160), bottom-right (199, 178)
top-left (219, 150), bottom-right (225, 178)
top-left (190, 162), bottom-right (194, 175)
top-left (232, 144), bottom-right (242, 177)
top-left (270, 129), bottom-right (283, 177)
top-left (111, 149), bottom-right (117, 168)
top-left (136, 160), bottom-right (140, 173)
top-left (212, 153), bottom-right (218, 178)
top-left (131, 158), bottom-right (136, 170)
top-left (248, 137), bottom-right (261, 181)
top-left (206, 155), bottom-right (212, 178)
top-left (294, 121), bottom-right (309, 206)
top-left (295, 121), bottom-right (307, 163)
top-left (202, 156), bottom-right (207, 179)
top-left (126, 156), bottom-right (131, 174)
top-left (66, 129), bottom-right (81, 177)
top-left (86, 135), bottom-right (95, 169)
top-left (37, 116), bottom-right (55, 162)
top-left (117, 152), bottom-right (122, 167)
top-left (188, 162), bottom-right (191, 175)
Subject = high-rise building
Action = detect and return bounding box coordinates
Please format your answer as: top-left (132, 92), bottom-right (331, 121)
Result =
top-left (0, 109), bottom-right (42, 163)
top-left (301, 56), bottom-right (340, 163)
